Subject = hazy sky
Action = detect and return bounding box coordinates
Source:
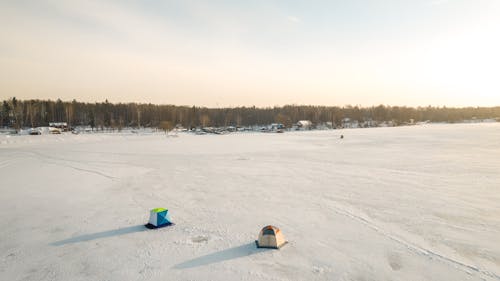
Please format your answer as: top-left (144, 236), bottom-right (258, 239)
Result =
top-left (1, 0), bottom-right (499, 107)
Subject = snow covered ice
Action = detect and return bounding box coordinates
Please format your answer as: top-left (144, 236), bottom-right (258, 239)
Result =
top-left (1, 123), bottom-right (499, 281)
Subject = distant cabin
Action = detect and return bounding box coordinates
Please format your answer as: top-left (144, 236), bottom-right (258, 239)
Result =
top-left (49, 122), bottom-right (68, 131)
top-left (341, 118), bottom-right (359, 128)
top-left (296, 120), bottom-right (312, 130)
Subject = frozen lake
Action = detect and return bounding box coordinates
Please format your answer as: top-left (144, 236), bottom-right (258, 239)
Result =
top-left (1, 123), bottom-right (499, 281)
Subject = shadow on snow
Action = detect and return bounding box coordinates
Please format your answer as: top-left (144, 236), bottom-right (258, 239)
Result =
top-left (51, 224), bottom-right (148, 246)
top-left (174, 242), bottom-right (268, 269)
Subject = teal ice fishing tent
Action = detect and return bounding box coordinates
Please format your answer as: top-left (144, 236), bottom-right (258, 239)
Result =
top-left (145, 208), bottom-right (173, 229)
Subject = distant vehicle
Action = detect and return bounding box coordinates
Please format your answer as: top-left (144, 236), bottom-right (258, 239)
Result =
top-left (270, 123), bottom-right (284, 130)
top-left (29, 128), bottom-right (41, 135)
top-left (49, 128), bottom-right (62, 134)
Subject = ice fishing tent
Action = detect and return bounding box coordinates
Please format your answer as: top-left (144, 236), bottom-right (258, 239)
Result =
top-left (256, 225), bottom-right (287, 249)
top-left (145, 208), bottom-right (172, 229)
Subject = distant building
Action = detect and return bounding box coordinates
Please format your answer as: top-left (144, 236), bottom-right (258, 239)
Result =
top-left (342, 118), bottom-right (359, 128)
top-left (49, 122), bottom-right (68, 131)
top-left (363, 119), bottom-right (377, 128)
top-left (296, 120), bottom-right (312, 130)
top-left (316, 122), bottom-right (333, 130)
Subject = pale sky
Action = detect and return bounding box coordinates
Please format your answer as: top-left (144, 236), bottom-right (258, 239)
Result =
top-left (0, 0), bottom-right (499, 107)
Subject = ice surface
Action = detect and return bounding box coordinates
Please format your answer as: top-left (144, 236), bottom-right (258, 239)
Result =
top-left (1, 123), bottom-right (499, 280)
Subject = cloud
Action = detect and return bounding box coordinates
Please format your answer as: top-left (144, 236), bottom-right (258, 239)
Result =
top-left (287, 15), bottom-right (301, 23)
top-left (429, 0), bottom-right (450, 6)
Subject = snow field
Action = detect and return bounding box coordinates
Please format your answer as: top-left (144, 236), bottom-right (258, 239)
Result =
top-left (1, 123), bottom-right (499, 280)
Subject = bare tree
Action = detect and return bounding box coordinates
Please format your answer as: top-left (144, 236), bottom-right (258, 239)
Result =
top-left (159, 121), bottom-right (174, 135)
top-left (200, 114), bottom-right (210, 127)
top-left (65, 102), bottom-right (74, 128)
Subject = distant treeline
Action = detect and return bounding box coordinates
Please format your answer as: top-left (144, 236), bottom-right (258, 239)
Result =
top-left (1, 97), bottom-right (499, 129)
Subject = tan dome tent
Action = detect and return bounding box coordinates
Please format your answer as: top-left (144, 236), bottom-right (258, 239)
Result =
top-left (256, 225), bottom-right (287, 249)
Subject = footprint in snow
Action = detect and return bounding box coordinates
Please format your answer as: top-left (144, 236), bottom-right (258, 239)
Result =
top-left (387, 252), bottom-right (403, 271)
top-left (191, 236), bottom-right (209, 243)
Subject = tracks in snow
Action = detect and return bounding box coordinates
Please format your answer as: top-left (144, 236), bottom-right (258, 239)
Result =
top-left (11, 150), bottom-right (117, 180)
top-left (51, 162), bottom-right (117, 180)
top-left (326, 203), bottom-right (500, 281)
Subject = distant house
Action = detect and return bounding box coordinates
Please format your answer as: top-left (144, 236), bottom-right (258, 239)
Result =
top-left (296, 120), bottom-right (312, 130)
top-left (363, 119), bottom-right (377, 128)
top-left (174, 124), bottom-right (188, 132)
top-left (316, 122), bottom-right (333, 130)
top-left (378, 120), bottom-right (395, 127)
top-left (342, 118), bottom-right (359, 128)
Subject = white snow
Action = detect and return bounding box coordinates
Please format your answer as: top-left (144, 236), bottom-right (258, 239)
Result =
top-left (1, 123), bottom-right (499, 281)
